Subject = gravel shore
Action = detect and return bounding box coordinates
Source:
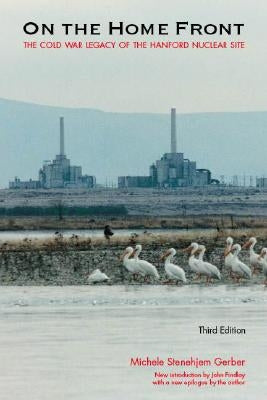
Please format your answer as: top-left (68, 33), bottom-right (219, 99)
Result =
top-left (0, 233), bottom-right (265, 285)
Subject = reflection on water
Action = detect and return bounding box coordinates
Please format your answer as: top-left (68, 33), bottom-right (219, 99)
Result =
top-left (0, 285), bottom-right (266, 400)
top-left (0, 285), bottom-right (266, 308)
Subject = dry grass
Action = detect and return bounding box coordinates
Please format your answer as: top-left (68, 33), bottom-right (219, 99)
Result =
top-left (2, 215), bottom-right (267, 231)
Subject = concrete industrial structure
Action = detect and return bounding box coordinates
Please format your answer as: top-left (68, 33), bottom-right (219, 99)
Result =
top-left (9, 117), bottom-right (96, 190)
top-left (118, 108), bottom-right (213, 189)
top-left (256, 178), bottom-right (267, 188)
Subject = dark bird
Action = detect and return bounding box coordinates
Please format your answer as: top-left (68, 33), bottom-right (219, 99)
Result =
top-left (104, 225), bottom-right (114, 241)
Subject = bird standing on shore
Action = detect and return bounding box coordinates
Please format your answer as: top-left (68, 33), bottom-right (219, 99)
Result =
top-left (183, 242), bottom-right (202, 279)
top-left (131, 244), bottom-right (160, 281)
top-left (230, 244), bottom-right (252, 282)
top-left (161, 248), bottom-right (186, 284)
top-left (197, 245), bottom-right (221, 283)
top-left (104, 225), bottom-right (114, 241)
top-left (120, 246), bottom-right (140, 277)
top-left (224, 237), bottom-right (234, 274)
top-left (242, 237), bottom-right (261, 273)
top-left (258, 248), bottom-right (267, 285)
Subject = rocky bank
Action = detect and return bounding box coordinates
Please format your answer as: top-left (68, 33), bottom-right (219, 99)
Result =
top-left (0, 236), bottom-right (265, 285)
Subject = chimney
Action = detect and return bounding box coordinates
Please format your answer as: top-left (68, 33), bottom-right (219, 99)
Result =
top-left (60, 116), bottom-right (65, 156)
top-left (171, 108), bottom-right (177, 153)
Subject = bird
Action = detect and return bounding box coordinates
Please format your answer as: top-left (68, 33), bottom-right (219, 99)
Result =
top-left (183, 242), bottom-right (203, 279)
top-left (54, 231), bottom-right (63, 239)
top-left (131, 244), bottom-right (160, 281)
top-left (224, 237), bottom-right (234, 272)
top-left (258, 248), bottom-right (267, 285)
top-left (242, 237), bottom-right (261, 273)
top-left (160, 248), bottom-right (186, 284)
top-left (104, 225), bottom-right (114, 241)
top-left (197, 245), bottom-right (221, 283)
top-left (120, 246), bottom-right (140, 277)
top-left (88, 269), bottom-right (110, 283)
top-left (230, 244), bottom-right (252, 281)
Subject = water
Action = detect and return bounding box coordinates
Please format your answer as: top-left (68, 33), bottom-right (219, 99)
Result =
top-left (0, 285), bottom-right (266, 400)
top-left (0, 228), bottom-right (212, 241)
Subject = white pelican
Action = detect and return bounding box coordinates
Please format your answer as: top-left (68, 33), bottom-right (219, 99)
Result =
top-left (132, 244), bottom-right (160, 281)
top-left (88, 269), bottom-right (110, 283)
top-left (242, 237), bottom-right (261, 273)
top-left (161, 248), bottom-right (186, 284)
top-left (183, 242), bottom-right (203, 278)
top-left (197, 245), bottom-right (221, 282)
top-left (224, 237), bottom-right (234, 272)
top-left (230, 244), bottom-right (252, 281)
top-left (120, 246), bottom-right (140, 277)
top-left (258, 248), bottom-right (267, 285)
top-left (131, 244), bottom-right (145, 277)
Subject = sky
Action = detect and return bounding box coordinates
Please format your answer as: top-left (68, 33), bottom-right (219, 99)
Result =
top-left (0, 0), bottom-right (266, 113)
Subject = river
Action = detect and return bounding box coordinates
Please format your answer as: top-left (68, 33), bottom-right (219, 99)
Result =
top-left (0, 228), bottom-right (214, 241)
top-left (0, 285), bottom-right (266, 399)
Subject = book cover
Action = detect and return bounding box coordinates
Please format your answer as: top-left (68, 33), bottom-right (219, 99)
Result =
top-left (0, 1), bottom-right (266, 399)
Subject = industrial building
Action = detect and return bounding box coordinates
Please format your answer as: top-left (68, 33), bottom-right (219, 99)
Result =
top-left (9, 117), bottom-right (96, 189)
top-left (118, 108), bottom-right (213, 188)
top-left (118, 176), bottom-right (152, 188)
top-left (256, 178), bottom-right (267, 188)
top-left (9, 178), bottom-right (41, 190)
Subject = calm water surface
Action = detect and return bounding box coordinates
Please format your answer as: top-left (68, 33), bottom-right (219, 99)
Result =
top-left (0, 228), bottom-right (214, 241)
top-left (0, 285), bottom-right (266, 400)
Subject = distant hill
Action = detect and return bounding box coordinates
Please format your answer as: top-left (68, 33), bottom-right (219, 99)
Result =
top-left (0, 98), bottom-right (267, 188)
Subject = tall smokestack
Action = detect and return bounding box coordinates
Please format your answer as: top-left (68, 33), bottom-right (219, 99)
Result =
top-left (60, 116), bottom-right (65, 156)
top-left (171, 108), bottom-right (177, 153)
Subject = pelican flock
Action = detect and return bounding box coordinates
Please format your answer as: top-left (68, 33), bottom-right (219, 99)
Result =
top-left (88, 235), bottom-right (267, 285)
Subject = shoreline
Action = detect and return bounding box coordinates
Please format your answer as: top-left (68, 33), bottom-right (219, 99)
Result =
top-left (0, 231), bottom-right (266, 286)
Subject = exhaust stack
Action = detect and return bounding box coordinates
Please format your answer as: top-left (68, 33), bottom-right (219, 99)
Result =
top-left (60, 117), bottom-right (65, 156)
top-left (171, 108), bottom-right (177, 153)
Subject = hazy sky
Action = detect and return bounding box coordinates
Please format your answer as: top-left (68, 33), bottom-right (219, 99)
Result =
top-left (1, 0), bottom-right (266, 113)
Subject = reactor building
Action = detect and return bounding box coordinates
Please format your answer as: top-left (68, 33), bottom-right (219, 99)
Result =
top-left (9, 117), bottom-right (96, 189)
top-left (118, 108), bottom-right (213, 188)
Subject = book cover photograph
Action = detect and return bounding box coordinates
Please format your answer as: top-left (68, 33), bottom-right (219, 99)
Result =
top-left (0, 1), bottom-right (267, 399)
